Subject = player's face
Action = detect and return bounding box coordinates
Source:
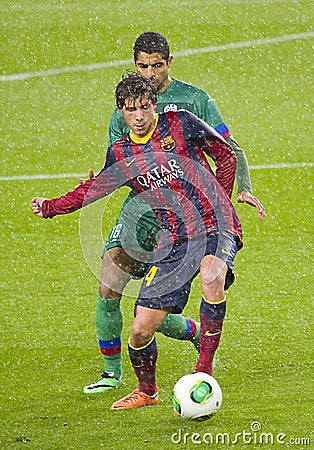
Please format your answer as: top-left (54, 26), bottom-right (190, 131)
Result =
top-left (135, 52), bottom-right (173, 93)
top-left (120, 95), bottom-right (156, 139)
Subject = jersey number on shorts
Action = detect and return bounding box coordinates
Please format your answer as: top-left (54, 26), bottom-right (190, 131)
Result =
top-left (145, 265), bottom-right (158, 286)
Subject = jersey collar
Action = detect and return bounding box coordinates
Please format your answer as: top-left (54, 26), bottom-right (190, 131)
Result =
top-left (130, 114), bottom-right (159, 144)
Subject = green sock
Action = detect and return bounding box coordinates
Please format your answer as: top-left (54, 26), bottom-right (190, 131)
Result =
top-left (96, 293), bottom-right (122, 379)
top-left (157, 314), bottom-right (199, 342)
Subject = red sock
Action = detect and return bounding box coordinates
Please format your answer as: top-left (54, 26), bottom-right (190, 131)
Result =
top-left (195, 313), bottom-right (224, 375)
top-left (128, 338), bottom-right (158, 396)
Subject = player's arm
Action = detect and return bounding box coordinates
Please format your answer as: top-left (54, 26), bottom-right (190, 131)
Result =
top-left (196, 92), bottom-right (252, 191)
top-left (225, 136), bottom-right (265, 220)
top-left (224, 136), bottom-right (251, 193)
top-left (206, 138), bottom-right (237, 199)
top-left (32, 150), bottom-right (119, 219)
top-left (32, 177), bottom-right (102, 219)
top-left (196, 91), bottom-right (264, 219)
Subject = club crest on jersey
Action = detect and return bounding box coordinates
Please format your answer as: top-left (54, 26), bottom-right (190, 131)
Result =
top-left (164, 104), bottom-right (177, 112)
top-left (160, 135), bottom-right (176, 152)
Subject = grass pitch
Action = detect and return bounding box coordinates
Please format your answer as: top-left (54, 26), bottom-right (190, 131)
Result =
top-left (1, 1), bottom-right (313, 449)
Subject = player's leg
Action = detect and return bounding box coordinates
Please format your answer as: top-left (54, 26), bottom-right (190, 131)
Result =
top-left (128, 305), bottom-right (168, 394)
top-left (86, 200), bottom-right (158, 394)
top-left (157, 314), bottom-right (200, 352)
top-left (85, 198), bottom-right (206, 394)
top-left (83, 244), bottom-right (143, 394)
top-left (196, 255), bottom-right (228, 375)
top-left (110, 241), bottom-right (194, 410)
top-left (110, 305), bottom-right (167, 410)
top-left (195, 232), bottom-right (237, 375)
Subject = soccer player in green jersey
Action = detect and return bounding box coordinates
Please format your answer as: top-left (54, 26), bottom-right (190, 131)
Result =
top-left (83, 32), bottom-right (264, 394)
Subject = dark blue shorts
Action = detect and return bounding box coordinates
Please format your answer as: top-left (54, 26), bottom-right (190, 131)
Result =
top-left (136, 231), bottom-right (238, 313)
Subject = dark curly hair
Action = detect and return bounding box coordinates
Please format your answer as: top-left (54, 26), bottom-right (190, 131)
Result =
top-left (133, 32), bottom-right (170, 61)
top-left (115, 72), bottom-right (157, 109)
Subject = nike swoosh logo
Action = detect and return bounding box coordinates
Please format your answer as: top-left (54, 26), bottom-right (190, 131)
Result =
top-left (126, 158), bottom-right (135, 167)
top-left (205, 330), bottom-right (221, 337)
top-left (221, 248), bottom-right (232, 257)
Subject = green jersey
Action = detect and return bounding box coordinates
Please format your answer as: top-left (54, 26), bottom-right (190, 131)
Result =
top-left (108, 79), bottom-right (252, 193)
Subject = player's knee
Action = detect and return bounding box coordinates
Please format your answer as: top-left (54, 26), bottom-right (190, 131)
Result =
top-left (99, 272), bottom-right (123, 299)
top-left (99, 264), bottom-right (120, 299)
top-left (202, 277), bottom-right (225, 303)
top-left (201, 258), bottom-right (227, 301)
top-left (202, 267), bottom-right (225, 287)
top-left (131, 323), bottom-right (153, 348)
top-left (201, 256), bottom-right (227, 285)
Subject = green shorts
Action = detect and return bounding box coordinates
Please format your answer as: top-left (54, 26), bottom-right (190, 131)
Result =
top-left (103, 192), bottom-right (162, 257)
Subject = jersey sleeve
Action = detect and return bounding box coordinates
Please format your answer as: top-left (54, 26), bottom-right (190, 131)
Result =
top-left (225, 136), bottom-right (252, 194)
top-left (41, 178), bottom-right (95, 218)
top-left (204, 139), bottom-right (237, 198)
top-left (41, 148), bottom-right (124, 218)
top-left (194, 89), bottom-right (253, 194)
top-left (108, 108), bottom-right (130, 145)
top-left (193, 90), bottom-right (230, 137)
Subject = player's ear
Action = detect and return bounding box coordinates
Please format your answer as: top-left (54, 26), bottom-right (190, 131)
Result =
top-left (167, 55), bottom-right (174, 67)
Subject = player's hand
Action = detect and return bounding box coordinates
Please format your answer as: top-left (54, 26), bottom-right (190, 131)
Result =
top-left (32, 197), bottom-right (46, 217)
top-left (78, 169), bottom-right (95, 186)
top-left (237, 191), bottom-right (265, 221)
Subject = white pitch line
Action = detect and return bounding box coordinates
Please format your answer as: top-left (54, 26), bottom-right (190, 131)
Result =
top-left (0, 59), bottom-right (131, 82)
top-left (173, 32), bottom-right (314, 57)
top-left (1, 32), bottom-right (313, 82)
top-left (0, 173), bottom-right (85, 181)
top-left (0, 162), bottom-right (313, 181)
top-left (249, 162), bottom-right (314, 170)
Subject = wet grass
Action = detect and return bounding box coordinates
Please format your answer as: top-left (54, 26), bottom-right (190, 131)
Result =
top-left (1, 1), bottom-right (313, 448)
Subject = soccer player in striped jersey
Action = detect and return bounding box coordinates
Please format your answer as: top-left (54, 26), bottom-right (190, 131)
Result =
top-left (32, 73), bottom-right (242, 409)
top-left (80, 32), bottom-right (263, 395)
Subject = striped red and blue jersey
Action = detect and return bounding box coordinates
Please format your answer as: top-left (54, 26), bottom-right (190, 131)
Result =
top-left (42, 110), bottom-right (242, 245)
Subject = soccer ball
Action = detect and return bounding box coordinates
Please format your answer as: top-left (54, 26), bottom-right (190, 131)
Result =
top-left (172, 372), bottom-right (222, 421)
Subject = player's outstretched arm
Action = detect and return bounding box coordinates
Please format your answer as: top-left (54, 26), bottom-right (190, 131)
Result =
top-left (30, 160), bottom-right (119, 219)
top-left (31, 177), bottom-right (96, 219)
top-left (237, 191), bottom-right (265, 221)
